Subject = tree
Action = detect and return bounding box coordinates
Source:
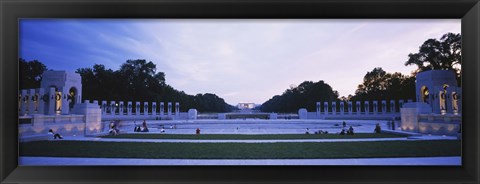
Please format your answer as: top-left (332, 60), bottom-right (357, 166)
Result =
top-left (405, 32), bottom-right (461, 73)
top-left (351, 67), bottom-right (415, 102)
top-left (76, 59), bottom-right (234, 112)
top-left (260, 80), bottom-right (338, 113)
top-left (19, 58), bottom-right (47, 89)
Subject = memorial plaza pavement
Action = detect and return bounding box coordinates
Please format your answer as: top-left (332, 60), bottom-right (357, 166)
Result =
top-left (19, 119), bottom-right (461, 166)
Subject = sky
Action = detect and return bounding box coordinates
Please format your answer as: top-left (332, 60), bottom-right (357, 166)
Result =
top-left (19, 19), bottom-right (460, 105)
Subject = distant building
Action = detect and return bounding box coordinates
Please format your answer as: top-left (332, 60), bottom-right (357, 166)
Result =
top-left (237, 103), bottom-right (255, 110)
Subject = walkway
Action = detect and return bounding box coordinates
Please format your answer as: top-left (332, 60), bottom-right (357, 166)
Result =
top-left (19, 156), bottom-right (461, 166)
top-left (61, 134), bottom-right (457, 143)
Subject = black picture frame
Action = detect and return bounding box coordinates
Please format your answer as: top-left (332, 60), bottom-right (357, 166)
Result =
top-left (1, 0), bottom-right (479, 183)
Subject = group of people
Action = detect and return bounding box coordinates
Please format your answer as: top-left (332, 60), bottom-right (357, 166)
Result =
top-left (339, 126), bottom-right (355, 135)
top-left (134, 120), bottom-right (149, 132)
top-left (337, 121), bottom-right (352, 135)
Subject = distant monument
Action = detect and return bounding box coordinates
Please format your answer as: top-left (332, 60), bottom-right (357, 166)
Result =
top-left (237, 103), bottom-right (255, 110)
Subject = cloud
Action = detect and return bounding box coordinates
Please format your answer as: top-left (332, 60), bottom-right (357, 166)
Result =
top-left (20, 19), bottom-right (460, 105)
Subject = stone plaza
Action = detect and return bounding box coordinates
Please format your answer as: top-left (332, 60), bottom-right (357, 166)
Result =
top-left (17, 69), bottom-right (462, 165)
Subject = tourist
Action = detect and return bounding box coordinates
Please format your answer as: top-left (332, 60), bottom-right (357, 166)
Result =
top-left (342, 121), bottom-right (346, 128)
top-left (305, 128), bottom-right (310, 134)
top-left (109, 123), bottom-right (119, 135)
top-left (134, 121), bottom-right (141, 132)
top-left (170, 124), bottom-right (173, 129)
top-left (48, 129), bottom-right (63, 139)
top-left (374, 123), bottom-right (381, 133)
top-left (196, 128), bottom-right (200, 135)
top-left (339, 129), bottom-right (346, 135)
top-left (160, 127), bottom-right (165, 133)
top-left (347, 126), bottom-right (355, 135)
top-left (142, 120), bottom-right (149, 132)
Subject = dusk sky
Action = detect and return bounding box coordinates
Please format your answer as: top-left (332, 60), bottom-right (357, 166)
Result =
top-left (20, 19), bottom-right (460, 105)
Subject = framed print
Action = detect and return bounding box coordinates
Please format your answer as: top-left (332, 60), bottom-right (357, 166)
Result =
top-left (1, 0), bottom-right (479, 183)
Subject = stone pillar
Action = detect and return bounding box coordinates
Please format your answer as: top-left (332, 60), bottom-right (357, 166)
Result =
top-left (364, 101), bottom-right (369, 115)
top-left (373, 101), bottom-right (378, 114)
top-left (399, 100), bottom-right (404, 109)
top-left (316, 102), bottom-right (320, 116)
top-left (175, 102), bottom-right (180, 118)
top-left (101, 101), bottom-right (107, 115)
top-left (77, 93), bottom-right (82, 104)
top-left (390, 100), bottom-right (395, 113)
top-left (144, 102), bottom-right (149, 116)
top-left (188, 109), bottom-right (197, 120)
top-left (452, 92), bottom-right (459, 115)
top-left (160, 102), bottom-right (165, 117)
top-left (168, 102), bottom-right (172, 117)
top-left (356, 101), bottom-right (361, 115)
top-left (127, 101), bottom-right (132, 116)
top-left (136, 102), bottom-right (141, 116)
top-left (382, 100), bottom-right (387, 114)
top-left (47, 88), bottom-right (56, 115)
top-left (60, 88), bottom-right (69, 114)
top-left (348, 101), bottom-right (352, 115)
top-left (439, 90), bottom-right (447, 115)
top-left (110, 101), bottom-right (116, 115)
top-left (332, 102), bottom-right (337, 115)
top-left (28, 89), bottom-right (36, 115)
top-left (152, 102), bottom-right (157, 116)
top-left (323, 102), bottom-right (328, 115)
top-left (20, 90), bottom-right (28, 115)
top-left (37, 88), bottom-right (45, 114)
top-left (340, 102), bottom-right (344, 115)
top-left (119, 101), bottom-right (124, 115)
top-left (298, 108), bottom-right (308, 119)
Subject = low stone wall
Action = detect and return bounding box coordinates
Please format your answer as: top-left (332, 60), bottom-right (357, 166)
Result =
top-left (102, 112), bottom-right (191, 121)
top-left (301, 111), bottom-right (400, 120)
top-left (19, 103), bottom-right (104, 141)
top-left (19, 115), bottom-right (86, 137)
top-left (400, 102), bottom-right (461, 136)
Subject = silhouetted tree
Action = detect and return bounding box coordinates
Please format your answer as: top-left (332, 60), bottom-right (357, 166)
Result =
top-left (19, 58), bottom-right (47, 89)
top-left (405, 32), bottom-right (461, 74)
top-left (260, 80), bottom-right (338, 113)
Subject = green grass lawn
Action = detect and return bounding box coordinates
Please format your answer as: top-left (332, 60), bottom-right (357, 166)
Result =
top-left (100, 133), bottom-right (406, 140)
top-left (20, 140), bottom-right (460, 159)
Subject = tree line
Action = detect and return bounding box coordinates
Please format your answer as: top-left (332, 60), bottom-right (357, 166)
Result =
top-left (20, 32), bottom-right (460, 113)
top-left (19, 59), bottom-right (235, 113)
top-left (259, 32), bottom-right (461, 113)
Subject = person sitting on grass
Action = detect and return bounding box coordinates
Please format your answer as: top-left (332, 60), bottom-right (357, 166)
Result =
top-left (48, 129), bottom-right (63, 139)
top-left (109, 125), bottom-right (118, 135)
top-left (339, 129), bottom-right (346, 135)
top-left (374, 123), bottom-right (382, 133)
top-left (347, 126), bottom-right (355, 135)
